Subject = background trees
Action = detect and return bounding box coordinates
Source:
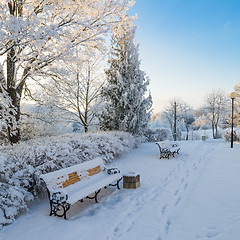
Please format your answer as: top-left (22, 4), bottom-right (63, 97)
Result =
top-left (204, 90), bottom-right (227, 139)
top-left (162, 99), bottom-right (194, 140)
top-left (178, 103), bottom-right (195, 140)
top-left (100, 27), bottom-right (152, 135)
top-left (232, 82), bottom-right (240, 127)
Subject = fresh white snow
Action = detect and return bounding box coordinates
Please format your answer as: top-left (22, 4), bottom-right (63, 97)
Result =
top-left (2, 140), bottom-right (240, 240)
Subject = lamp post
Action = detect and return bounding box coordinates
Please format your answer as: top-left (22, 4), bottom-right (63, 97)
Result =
top-left (174, 101), bottom-right (177, 141)
top-left (230, 92), bottom-right (238, 148)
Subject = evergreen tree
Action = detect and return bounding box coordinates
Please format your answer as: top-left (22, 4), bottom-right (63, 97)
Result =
top-left (100, 28), bottom-right (152, 135)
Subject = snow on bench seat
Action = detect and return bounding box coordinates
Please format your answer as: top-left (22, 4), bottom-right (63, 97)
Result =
top-left (40, 157), bottom-right (122, 219)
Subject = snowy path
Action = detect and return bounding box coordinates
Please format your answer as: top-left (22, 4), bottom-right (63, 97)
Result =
top-left (2, 141), bottom-right (240, 240)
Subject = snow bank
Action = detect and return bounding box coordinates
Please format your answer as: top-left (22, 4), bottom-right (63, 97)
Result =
top-left (0, 131), bottom-right (138, 229)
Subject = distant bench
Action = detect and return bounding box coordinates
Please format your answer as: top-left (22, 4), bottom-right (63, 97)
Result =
top-left (40, 158), bottom-right (122, 219)
top-left (156, 140), bottom-right (180, 159)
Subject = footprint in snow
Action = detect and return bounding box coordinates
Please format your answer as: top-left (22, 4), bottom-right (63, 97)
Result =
top-left (163, 182), bottom-right (168, 187)
top-left (174, 197), bottom-right (181, 206)
top-left (193, 164), bottom-right (198, 170)
top-left (165, 219), bottom-right (171, 234)
top-left (161, 205), bottom-right (167, 216)
top-left (206, 227), bottom-right (219, 238)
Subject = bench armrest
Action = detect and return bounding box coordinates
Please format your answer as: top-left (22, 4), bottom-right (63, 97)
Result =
top-left (51, 192), bottom-right (68, 204)
top-left (105, 167), bottom-right (120, 175)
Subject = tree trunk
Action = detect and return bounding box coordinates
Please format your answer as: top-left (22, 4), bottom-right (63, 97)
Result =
top-left (212, 123), bottom-right (215, 139)
top-left (7, 88), bottom-right (21, 144)
top-left (84, 125), bottom-right (88, 133)
top-left (215, 124), bottom-right (218, 139)
top-left (5, 1), bottom-right (22, 144)
top-left (186, 127), bottom-right (189, 140)
top-left (6, 46), bottom-right (21, 143)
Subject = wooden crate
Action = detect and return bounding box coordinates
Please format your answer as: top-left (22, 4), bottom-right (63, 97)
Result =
top-left (123, 172), bottom-right (140, 189)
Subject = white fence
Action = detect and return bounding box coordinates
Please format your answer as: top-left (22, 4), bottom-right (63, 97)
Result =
top-left (181, 129), bottom-right (223, 141)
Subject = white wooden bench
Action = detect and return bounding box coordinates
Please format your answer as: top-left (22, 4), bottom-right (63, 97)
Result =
top-left (40, 157), bottom-right (122, 219)
top-left (156, 140), bottom-right (180, 159)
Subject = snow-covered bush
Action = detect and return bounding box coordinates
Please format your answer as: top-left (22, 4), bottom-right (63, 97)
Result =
top-left (224, 129), bottom-right (240, 142)
top-left (143, 128), bottom-right (170, 142)
top-left (0, 131), bottom-right (138, 229)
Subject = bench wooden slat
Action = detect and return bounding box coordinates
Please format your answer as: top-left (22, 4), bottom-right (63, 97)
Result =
top-left (62, 172), bottom-right (80, 188)
top-left (87, 165), bottom-right (101, 176)
top-left (60, 166), bottom-right (102, 188)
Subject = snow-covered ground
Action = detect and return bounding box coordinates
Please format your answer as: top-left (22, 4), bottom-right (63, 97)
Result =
top-left (2, 140), bottom-right (240, 240)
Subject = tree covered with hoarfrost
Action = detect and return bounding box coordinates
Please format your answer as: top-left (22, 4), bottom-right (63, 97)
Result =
top-left (232, 82), bottom-right (240, 127)
top-left (100, 27), bottom-right (152, 135)
top-left (204, 89), bottom-right (227, 139)
top-left (162, 98), bottom-right (194, 140)
top-left (0, 0), bottom-right (135, 143)
top-left (29, 49), bottom-right (106, 133)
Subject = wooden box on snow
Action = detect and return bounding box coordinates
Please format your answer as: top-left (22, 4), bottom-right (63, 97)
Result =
top-left (123, 172), bottom-right (140, 189)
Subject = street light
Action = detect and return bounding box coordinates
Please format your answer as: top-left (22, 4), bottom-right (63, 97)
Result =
top-left (174, 101), bottom-right (177, 141)
top-left (230, 92), bottom-right (238, 148)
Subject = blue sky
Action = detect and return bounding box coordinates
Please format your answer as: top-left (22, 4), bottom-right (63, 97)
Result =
top-left (130, 0), bottom-right (240, 113)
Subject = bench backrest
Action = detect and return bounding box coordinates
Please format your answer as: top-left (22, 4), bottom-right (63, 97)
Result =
top-left (40, 157), bottom-right (105, 191)
top-left (160, 140), bottom-right (171, 148)
top-left (156, 140), bottom-right (178, 148)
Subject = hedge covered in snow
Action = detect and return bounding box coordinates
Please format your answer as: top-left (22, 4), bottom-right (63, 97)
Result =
top-left (143, 128), bottom-right (170, 142)
top-left (224, 128), bottom-right (240, 142)
top-left (0, 131), bottom-right (138, 229)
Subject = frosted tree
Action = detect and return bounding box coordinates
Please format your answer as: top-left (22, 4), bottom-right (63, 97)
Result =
top-left (162, 99), bottom-right (181, 140)
top-left (232, 82), bottom-right (240, 127)
top-left (20, 96), bottom-right (69, 140)
top-left (178, 103), bottom-right (195, 140)
top-left (0, 0), bottom-right (135, 143)
top-left (30, 50), bottom-right (106, 133)
top-left (204, 89), bottom-right (227, 139)
top-left (100, 27), bottom-right (152, 135)
top-left (163, 99), bottom-right (195, 140)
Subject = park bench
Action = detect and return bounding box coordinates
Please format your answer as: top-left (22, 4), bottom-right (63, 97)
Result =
top-left (40, 157), bottom-right (122, 219)
top-left (156, 140), bottom-right (180, 159)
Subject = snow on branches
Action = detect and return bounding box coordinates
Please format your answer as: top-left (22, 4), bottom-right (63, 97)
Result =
top-left (0, 0), bottom-right (135, 143)
top-left (100, 27), bottom-right (152, 135)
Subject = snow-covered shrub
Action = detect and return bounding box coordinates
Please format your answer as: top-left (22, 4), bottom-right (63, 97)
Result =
top-left (0, 183), bottom-right (33, 230)
top-left (0, 131), bottom-right (137, 228)
top-left (143, 128), bottom-right (170, 142)
top-left (224, 129), bottom-right (240, 142)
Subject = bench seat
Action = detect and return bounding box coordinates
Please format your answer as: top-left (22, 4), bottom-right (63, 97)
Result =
top-left (63, 171), bottom-right (122, 205)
